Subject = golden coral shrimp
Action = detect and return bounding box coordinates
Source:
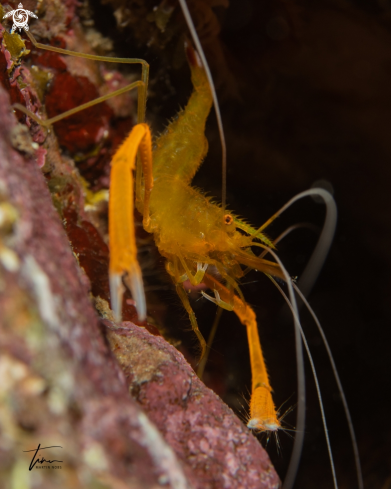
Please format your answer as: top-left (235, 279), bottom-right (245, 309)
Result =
top-left (104, 6), bottom-right (365, 484)
top-left (98, 37), bottom-right (362, 489)
top-left (108, 41), bottom-right (364, 488)
top-left (109, 43), bottom-right (288, 433)
top-left (2, 2), bottom-right (364, 488)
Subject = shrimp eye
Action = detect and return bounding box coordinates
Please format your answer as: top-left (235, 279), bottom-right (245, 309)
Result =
top-left (224, 214), bottom-right (233, 225)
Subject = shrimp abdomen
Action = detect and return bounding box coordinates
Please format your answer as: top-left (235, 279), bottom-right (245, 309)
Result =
top-left (153, 45), bottom-right (212, 185)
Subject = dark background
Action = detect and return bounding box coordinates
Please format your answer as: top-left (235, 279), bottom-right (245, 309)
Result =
top-left (89, 0), bottom-right (391, 487)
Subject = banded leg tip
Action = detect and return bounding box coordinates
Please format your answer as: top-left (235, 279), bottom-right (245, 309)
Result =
top-left (247, 417), bottom-right (281, 432)
top-left (109, 272), bottom-right (124, 322)
top-left (123, 262), bottom-right (146, 321)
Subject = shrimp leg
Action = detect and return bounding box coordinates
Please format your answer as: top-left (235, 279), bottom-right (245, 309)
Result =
top-left (177, 252), bottom-right (208, 286)
top-left (175, 283), bottom-right (207, 359)
top-left (13, 31), bottom-right (149, 127)
top-left (165, 257), bottom-right (207, 358)
top-left (10, 30), bottom-right (153, 322)
top-left (109, 123), bottom-right (153, 321)
top-left (202, 273), bottom-right (280, 432)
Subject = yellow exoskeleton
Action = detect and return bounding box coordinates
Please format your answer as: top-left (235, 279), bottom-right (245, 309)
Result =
top-left (108, 44), bottom-right (287, 435)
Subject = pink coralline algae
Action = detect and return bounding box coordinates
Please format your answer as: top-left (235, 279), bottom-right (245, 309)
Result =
top-left (106, 321), bottom-right (280, 489)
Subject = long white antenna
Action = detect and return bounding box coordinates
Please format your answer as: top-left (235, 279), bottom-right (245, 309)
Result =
top-left (294, 285), bottom-right (364, 489)
top-left (177, 0), bottom-right (227, 211)
top-left (265, 250), bottom-right (306, 489)
top-left (270, 277), bottom-right (338, 489)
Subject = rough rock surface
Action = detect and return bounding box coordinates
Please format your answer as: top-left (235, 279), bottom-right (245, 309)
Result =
top-left (0, 80), bottom-right (190, 489)
top-left (106, 321), bottom-right (278, 489)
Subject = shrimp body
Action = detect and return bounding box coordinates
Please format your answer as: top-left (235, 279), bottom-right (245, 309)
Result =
top-left (141, 47), bottom-right (221, 258)
top-left (131, 47), bottom-right (284, 432)
top-left (148, 178), bottom-right (247, 259)
top-left (142, 48), bottom-right (283, 285)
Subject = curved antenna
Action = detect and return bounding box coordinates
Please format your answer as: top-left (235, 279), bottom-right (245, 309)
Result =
top-left (258, 250), bottom-right (306, 489)
top-left (253, 188), bottom-right (337, 486)
top-left (177, 0), bottom-right (227, 211)
top-left (269, 276), bottom-right (338, 489)
top-left (257, 188), bottom-right (337, 300)
top-left (293, 285), bottom-right (364, 489)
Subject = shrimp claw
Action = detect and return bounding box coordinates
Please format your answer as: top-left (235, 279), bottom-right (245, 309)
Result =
top-left (201, 290), bottom-right (234, 311)
top-left (109, 123), bottom-right (153, 321)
